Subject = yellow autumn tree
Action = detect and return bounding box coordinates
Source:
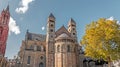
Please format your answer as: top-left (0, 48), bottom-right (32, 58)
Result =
top-left (81, 18), bottom-right (120, 67)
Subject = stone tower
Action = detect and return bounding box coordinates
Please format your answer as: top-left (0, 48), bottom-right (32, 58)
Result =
top-left (54, 25), bottom-right (77, 67)
top-left (54, 18), bottom-right (79, 67)
top-left (46, 13), bottom-right (55, 67)
top-left (0, 5), bottom-right (10, 57)
top-left (68, 18), bottom-right (80, 67)
top-left (68, 18), bottom-right (77, 39)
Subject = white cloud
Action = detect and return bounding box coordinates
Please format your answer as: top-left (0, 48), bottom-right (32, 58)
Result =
top-left (107, 16), bottom-right (120, 25)
top-left (116, 21), bottom-right (120, 25)
top-left (15, 0), bottom-right (34, 14)
top-left (9, 17), bottom-right (20, 35)
top-left (107, 16), bottom-right (114, 21)
top-left (42, 26), bottom-right (45, 31)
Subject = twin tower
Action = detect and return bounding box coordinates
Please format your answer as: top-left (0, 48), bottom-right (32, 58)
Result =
top-left (46, 13), bottom-right (80, 67)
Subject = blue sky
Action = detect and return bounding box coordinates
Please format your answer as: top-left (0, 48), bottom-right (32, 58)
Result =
top-left (0, 0), bottom-right (120, 59)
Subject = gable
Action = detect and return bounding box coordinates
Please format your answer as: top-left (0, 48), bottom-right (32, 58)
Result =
top-left (57, 33), bottom-right (69, 38)
top-left (55, 25), bottom-right (71, 37)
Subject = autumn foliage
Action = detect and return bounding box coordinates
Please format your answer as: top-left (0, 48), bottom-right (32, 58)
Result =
top-left (81, 18), bottom-right (120, 62)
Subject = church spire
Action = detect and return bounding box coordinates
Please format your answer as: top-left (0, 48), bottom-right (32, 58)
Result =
top-left (6, 4), bottom-right (9, 11)
top-left (0, 5), bottom-right (10, 57)
top-left (69, 18), bottom-right (76, 24)
top-left (68, 18), bottom-right (77, 38)
top-left (49, 13), bottom-right (55, 19)
top-left (47, 13), bottom-right (55, 22)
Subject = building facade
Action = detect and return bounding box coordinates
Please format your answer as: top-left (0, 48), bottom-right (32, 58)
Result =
top-left (7, 59), bottom-right (16, 67)
top-left (0, 5), bottom-right (10, 67)
top-left (0, 57), bottom-right (8, 67)
top-left (18, 13), bottom-right (83, 67)
top-left (0, 5), bottom-right (10, 57)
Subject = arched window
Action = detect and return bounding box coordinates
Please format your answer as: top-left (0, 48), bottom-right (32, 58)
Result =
top-left (51, 24), bottom-right (53, 27)
top-left (57, 45), bottom-right (60, 52)
top-left (37, 46), bottom-right (41, 51)
top-left (73, 28), bottom-right (75, 31)
top-left (27, 56), bottom-right (31, 64)
top-left (73, 33), bottom-right (75, 35)
top-left (30, 45), bottom-right (33, 50)
top-left (67, 45), bottom-right (70, 52)
top-left (50, 29), bottom-right (53, 32)
top-left (40, 56), bottom-right (44, 60)
top-left (39, 62), bottom-right (44, 67)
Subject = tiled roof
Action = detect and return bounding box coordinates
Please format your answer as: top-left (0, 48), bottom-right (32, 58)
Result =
top-left (55, 25), bottom-right (71, 37)
top-left (26, 32), bottom-right (46, 41)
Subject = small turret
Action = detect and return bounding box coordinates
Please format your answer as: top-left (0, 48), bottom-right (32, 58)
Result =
top-left (68, 18), bottom-right (77, 38)
top-left (46, 13), bottom-right (56, 40)
top-left (25, 29), bottom-right (29, 40)
top-left (47, 13), bottom-right (55, 22)
top-left (68, 18), bottom-right (76, 26)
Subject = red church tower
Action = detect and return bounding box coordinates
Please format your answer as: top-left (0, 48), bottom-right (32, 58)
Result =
top-left (0, 5), bottom-right (10, 57)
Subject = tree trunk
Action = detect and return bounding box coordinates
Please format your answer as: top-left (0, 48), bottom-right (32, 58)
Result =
top-left (108, 56), bottom-right (111, 67)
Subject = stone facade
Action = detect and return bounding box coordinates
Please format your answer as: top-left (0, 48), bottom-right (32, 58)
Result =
top-left (18, 13), bottom-right (83, 67)
top-left (19, 32), bottom-right (46, 67)
top-left (7, 58), bottom-right (16, 67)
top-left (0, 57), bottom-right (8, 67)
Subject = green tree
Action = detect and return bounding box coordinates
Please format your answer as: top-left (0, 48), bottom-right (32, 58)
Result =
top-left (81, 18), bottom-right (120, 67)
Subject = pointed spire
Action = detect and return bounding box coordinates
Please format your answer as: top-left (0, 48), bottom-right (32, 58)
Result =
top-left (48, 13), bottom-right (55, 22)
top-left (48, 13), bottom-right (55, 19)
top-left (68, 18), bottom-right (76, 27)
top-left (6, 4), bottom-right (9, 11)
top-left (27, 29), bottom-right (29, 34)
top-left (69, 18), bottom-right (76, 24)
top-left (25, 29), bottom-right (29, 40)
